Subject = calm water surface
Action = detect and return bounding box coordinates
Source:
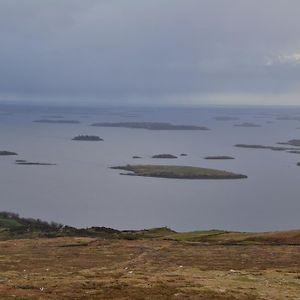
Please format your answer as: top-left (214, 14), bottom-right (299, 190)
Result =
top-left (0, 105), bottom-right (299, 231)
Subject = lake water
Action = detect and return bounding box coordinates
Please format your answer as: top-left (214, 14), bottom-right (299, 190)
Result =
top-left (0, 104), bottom-right (299, 231)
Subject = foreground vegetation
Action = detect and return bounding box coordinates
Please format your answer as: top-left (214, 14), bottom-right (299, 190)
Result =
top-left (1, 211), bottom-right (299, 244)
top-left (111, 165), bottom-right (247, 179)
top-left (0, 212), bottom-right (299, 299)
top-left (1, 237), bottom-right (300, 300)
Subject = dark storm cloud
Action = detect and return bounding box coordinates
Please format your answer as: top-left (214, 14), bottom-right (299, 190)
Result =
top-left (0, 0), bottom-right (300, 104)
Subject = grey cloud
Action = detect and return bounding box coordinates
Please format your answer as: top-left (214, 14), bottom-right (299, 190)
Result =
top-left (0, 0), bottom-right (300, 104)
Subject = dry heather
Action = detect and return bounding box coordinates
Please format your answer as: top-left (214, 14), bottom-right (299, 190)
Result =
top-left (0, 238), bottom-right (299, 299)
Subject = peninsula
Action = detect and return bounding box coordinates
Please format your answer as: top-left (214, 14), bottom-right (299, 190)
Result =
top-left (111, 164), bottom-right (247, 179)
top-left (91, 122), bottom-right (209, 130)
top-left (72, 135), bottom-right (103, 141)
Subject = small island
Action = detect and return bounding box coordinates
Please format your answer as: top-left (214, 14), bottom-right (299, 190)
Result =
top-left (132, 156), bottom-right (142, 159)
top-left (288, 150), bottom-right (300, 154)
top-left (0, 151), bottom-right (18, 156)
top-left (34, 119), bottom-right (80, 124)
top-left (91, 122), bottom-right (209, 130)
top-left (278, 139), bottom-right (300, 147)
top-left (234, 122), bottom-right (261, 127)
top-left (234, 144), bottom-right (300, 151)
top-left (152, 154), bottom-right (178, 159)
top-left (204, 156), bottom-right (235, 160)
top-left (15, 160), bottom-right (56, 166)
top-left (180, 153), bottom-right (188, 156)
top-left (72, 135), bottom-right (103, 141)
top-left (111, 165), bottom-right (247, 179)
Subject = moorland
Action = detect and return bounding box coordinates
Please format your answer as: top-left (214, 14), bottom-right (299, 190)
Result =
top-left (0, 212), bottom-right (299, 300)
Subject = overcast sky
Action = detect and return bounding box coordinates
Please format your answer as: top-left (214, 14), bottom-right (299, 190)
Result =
top-left (0, 0), bottom-right (300, 106)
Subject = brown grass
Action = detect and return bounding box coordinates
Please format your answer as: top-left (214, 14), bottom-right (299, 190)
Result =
top-left (0, 238), bottom-right (299, 299)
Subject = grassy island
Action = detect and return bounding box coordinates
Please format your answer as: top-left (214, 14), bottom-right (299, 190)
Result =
top-left (91, 122), bottom-right (209, 130)
top-left (111, 164), bottom-right (247, 179)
